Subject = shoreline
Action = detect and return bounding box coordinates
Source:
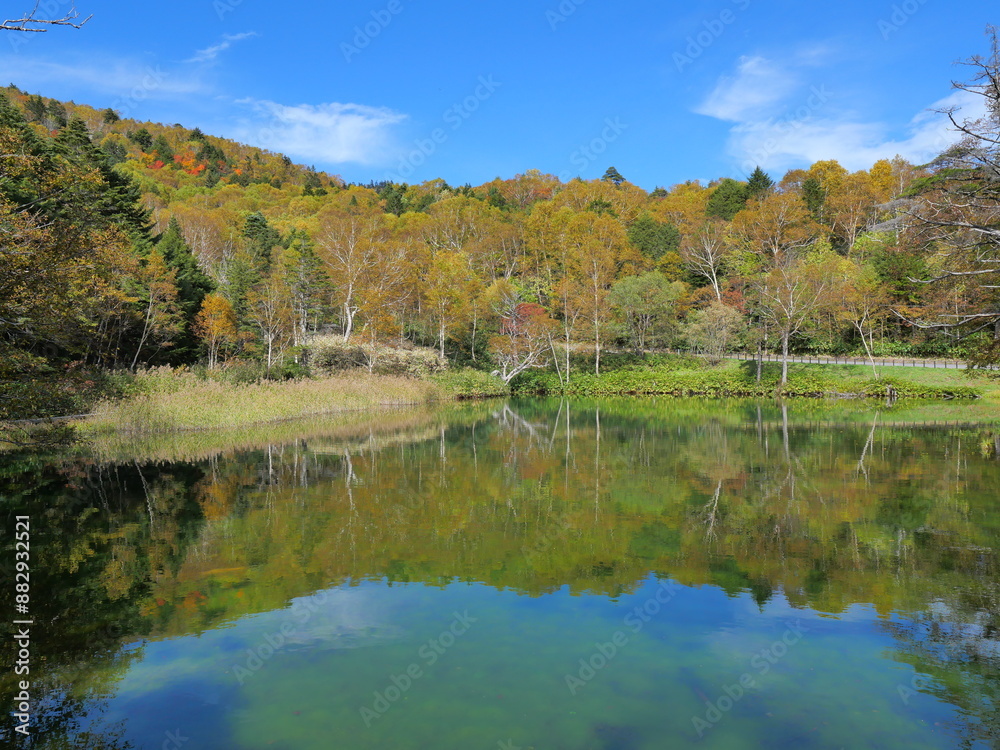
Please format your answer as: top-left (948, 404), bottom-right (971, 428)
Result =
top-left (3, 358), bottom-right (996, 447)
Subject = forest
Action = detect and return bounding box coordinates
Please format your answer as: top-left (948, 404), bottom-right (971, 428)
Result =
top-left (1, 29), bottom-right (999, 421)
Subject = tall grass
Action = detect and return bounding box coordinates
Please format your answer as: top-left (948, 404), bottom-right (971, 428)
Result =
top-left (79, 402), bottom-right (496, 464)
top-left (82, 367), bottom-right (444, 434)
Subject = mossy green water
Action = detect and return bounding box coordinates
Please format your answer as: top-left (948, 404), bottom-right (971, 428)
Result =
top-left (2, 399), bottom-right (997, 748)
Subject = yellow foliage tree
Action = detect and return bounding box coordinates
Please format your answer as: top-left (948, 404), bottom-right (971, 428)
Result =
top-left (194, 293), bottom-right (239, 368)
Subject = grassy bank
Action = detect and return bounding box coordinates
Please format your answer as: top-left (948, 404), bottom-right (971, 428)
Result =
top-left (77, 401), bottom-right (498, 464)
top-left (78, 366), bottom-right (507, 436)
top-left (512, 355), bottom-right (995, 401)
top-left (6, 351), bottom-right (996, 448)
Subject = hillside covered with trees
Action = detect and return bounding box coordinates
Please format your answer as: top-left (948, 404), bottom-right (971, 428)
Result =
top-left (1, 29), bottom-right (999, 421)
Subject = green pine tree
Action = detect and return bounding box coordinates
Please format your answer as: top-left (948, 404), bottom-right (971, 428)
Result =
top-left (54, 118), bottom-right (154, 240)
top-left (802, 178), bottom-right (826, 221)
top-left (151, 134), bottom-right (174, 165)
top-left (159, 218), bottom-right (215, 313)
top-left (487, 185), bottom-right (509, 211)
top-left (746, 166), bottom-right (774, 199)
top-left (602, 166), bottom-right (626, 186)
top-left (157, 217), bottom-right (216, 362)
top-left (129, 128), bottom-right (153, 150)
top-left (25, 94), bottom-right (46, 123)
top-left (706, 178), bottom-right (749, 220)
top-left (381, 183), bottom-right (407, 215)
top-left (45, 100), bottom-right (67, 129)
top-left (627, 213), bottom-right (681, 260)
top-left (242, 211), bottom-right (283, 270)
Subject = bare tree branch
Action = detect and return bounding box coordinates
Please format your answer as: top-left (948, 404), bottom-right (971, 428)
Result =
top-left (1, 3), bottom-right (91, 32)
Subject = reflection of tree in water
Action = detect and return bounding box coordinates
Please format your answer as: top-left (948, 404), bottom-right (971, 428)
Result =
top-left (0, 457), bottom-right (206, 748)
top-left (881, 577), bottom-right (1000, 748)
top-left (183, 401), bottom-right (999, 609)
top-left (3, 403), bottom-right (999, 744)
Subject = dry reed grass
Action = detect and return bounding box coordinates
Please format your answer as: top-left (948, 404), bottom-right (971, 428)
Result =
top-left (82, 368), bottom-right (443, 435)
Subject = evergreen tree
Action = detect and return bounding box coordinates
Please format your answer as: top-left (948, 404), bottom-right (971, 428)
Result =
top-left (102, 138), bottom-right (127, 165)
top-left (102, 108), bottom-right (120, 124)
top-left (381, 183), bottom-right (406, 215)
top-left (158, 217), bottom-right (215, 313)
top-left (587, 198), bottom-right (617, 216)
top-left (151, 134), bottom-right (174, 165)
top-left (54, 118), bottom-right (154, 241)
top-left (204, 166), bottom-right (222, 189)
top-left (602, 166), bottom-right (626, 186)
top-left (157, 218), bottom-right (215, 362)
top-left (25, 94), bottom-right (46, 122)
top-left (279, 230), bottom-right (332, 341)
top-left (627, 213), bottom-right (681, 260)
top-left (242, 211), bottom-right (283, 269)
top-left (302, 170), bottom-right (327, 197)
top-left (45, 100), bottom-right (67, 129)
top-left (196, 139), bottom-right (226, 166)
top-left (221, 252), bottom-right (261, 324)
top-left (129, 128), bottom-right (153, 150)
top-left (746, 166), bottom-right (774, 199)
top-left (802, 177), bottom-right (826, 221)
top-left (705, 178), bottom-right (748, 220)
top-left (487, 185), bottom-right (509, 211)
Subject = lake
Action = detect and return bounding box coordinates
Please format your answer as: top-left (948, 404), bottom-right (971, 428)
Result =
top-left (1, 398), bottom-right (998, 749)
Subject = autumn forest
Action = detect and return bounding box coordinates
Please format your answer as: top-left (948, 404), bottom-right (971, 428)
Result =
top-left (2, 30), bottom-right (1000, 422)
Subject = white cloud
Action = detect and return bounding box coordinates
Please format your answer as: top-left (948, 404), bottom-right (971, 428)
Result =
top-left (229, 100), bottom-right (408, 166)
top-left (695, 56), bottom-right (799, 122)
top-left (697, 56), bottom-right (990, 175)
top-left (0, 55), bottom-right (203, 98)
top-left (0, 49), bottom-right (408, 167)
top-left (186, 32), bottom-right (259, 64)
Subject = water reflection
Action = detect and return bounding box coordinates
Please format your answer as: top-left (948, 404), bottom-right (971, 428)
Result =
top-left (1, 399), bottom-right (998, 748)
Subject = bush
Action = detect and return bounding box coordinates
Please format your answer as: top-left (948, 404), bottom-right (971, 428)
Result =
top-left (431, 369), bottom-right (508, 399)
top-left (311, 342), bottom-right (368, 372)
top-left (509, 363), bottom-right (980, 400)
top-left (565, 351), bottom-right (700, 374)
top-left (216, 360), bottom-right (270, 385)
top-left (307, 336), bottom-right (447, 378)
top-left (266, 360), bottom-right (310, 381)
top-left (864, 340), bottom-right (914, 358)
top-left (371, 346), bottom-right (448, 378)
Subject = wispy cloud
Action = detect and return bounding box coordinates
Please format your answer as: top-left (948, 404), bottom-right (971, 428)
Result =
top-left (0, 47), bottom-right (409, 169)
top-left (695, 56), bottom-right (798, 122)
top-left (228, 100), bottom-right (409, 166)
top-left (0, 54), bottom-right (204, 97)
top-left (697, 55), bottom-right (989, 174)
top-left (186, 32), bottom-right (258, 64)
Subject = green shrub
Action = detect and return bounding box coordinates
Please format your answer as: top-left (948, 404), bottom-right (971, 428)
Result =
top-left (508, 363), bottom-right (980, 400)
top-left (431, 369), bottom-right (508, 399)
top-left (217, 360), bottom-right (270, 385)
top-left (867, 340), bottom-right (915, 358)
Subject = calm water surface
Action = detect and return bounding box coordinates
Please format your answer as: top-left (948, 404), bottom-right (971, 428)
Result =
top-left (1, 399), bottom-right (998, 749)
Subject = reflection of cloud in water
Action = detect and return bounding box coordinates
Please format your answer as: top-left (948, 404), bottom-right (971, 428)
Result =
top-left (282, 620), bottom-right (404, 651)
top-left (277, 588), bottom-right (405, 652)
top-left (925, 599), bottom-right (1000, 661)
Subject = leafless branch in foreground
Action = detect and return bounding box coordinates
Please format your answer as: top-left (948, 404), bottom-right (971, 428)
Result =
top-left (1, 3), bottom-right (91, 32)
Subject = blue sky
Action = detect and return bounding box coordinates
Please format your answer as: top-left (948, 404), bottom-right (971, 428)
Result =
top-left (2, 0), bottom-right (994, 189)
